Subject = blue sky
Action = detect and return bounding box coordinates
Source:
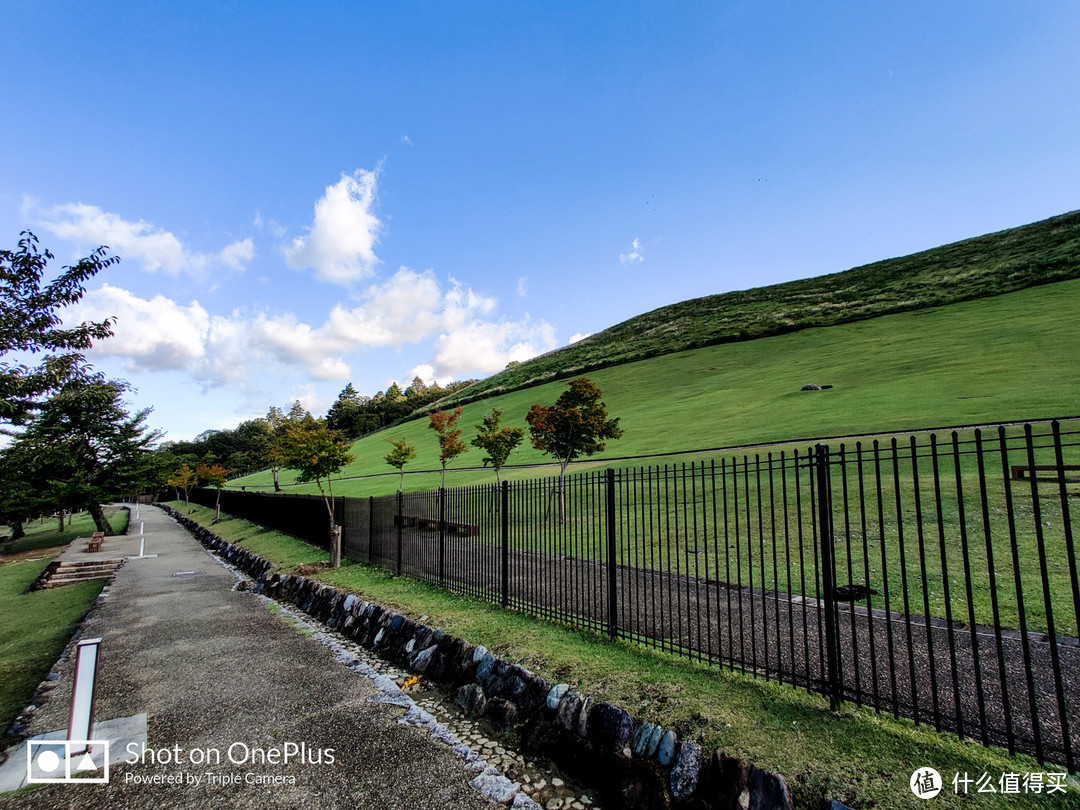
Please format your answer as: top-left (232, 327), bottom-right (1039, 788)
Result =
top-left (3, 2), bottom-right (1078, 441)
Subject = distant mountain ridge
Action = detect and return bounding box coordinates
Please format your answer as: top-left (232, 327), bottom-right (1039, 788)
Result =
top-left (442, 209), bottom-right (1080, 407)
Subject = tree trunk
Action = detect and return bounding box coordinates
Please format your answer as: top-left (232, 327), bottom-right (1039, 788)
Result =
top-left (10, 520), bottom-right (25, 541)
top-left (215, 489), bottom-right (221, 521)
top-left (330, 525), bottom-right (342, 569)
top-left (325, 478), bottom-right (340, 569)
top-left (558, 470), bottom-right (567, 523)
top-left (87, 502), bottom-right (114, 536)
top-left (58, 511), bottom-right (65, 532)
top-left (272, 467), bottom-right (281, 493)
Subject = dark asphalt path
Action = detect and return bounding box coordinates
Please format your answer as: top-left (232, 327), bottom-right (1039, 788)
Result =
top-left (0, 505), bottom-right (498, 810)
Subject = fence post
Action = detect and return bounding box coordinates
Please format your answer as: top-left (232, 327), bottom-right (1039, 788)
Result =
top-left (438, 487), bottom-right (446, 587)
top-left (368, 495), bottom-right (375, 563)
top-left (396, 490), bottom-right (403, 575)
top-left (814, 443), bottom-right (842, 710)
top-left (605, 468), bottom-right (618, 641)
top-left (501, 480), bottom-right (510, 608)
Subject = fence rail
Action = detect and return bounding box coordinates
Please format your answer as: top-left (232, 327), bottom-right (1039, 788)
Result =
top-left (190, 419), bottom-right (1080, 768)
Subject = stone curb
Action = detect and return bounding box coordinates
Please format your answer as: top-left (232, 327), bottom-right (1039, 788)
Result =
top-left (159, 505), bottom-right (801, 810)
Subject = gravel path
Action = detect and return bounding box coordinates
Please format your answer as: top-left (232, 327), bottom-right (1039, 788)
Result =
top-left (364, 526), bottom-right (1080, 767)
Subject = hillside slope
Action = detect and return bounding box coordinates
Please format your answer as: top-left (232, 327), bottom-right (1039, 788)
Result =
top-left (442, 209), bottom-right (1080, 406)
top-left (232, 278), bottom-right (1080, 497)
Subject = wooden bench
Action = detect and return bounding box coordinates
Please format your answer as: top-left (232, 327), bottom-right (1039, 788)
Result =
top-left (87, 532), bottom-right (104, 553)
top-left (1010, 464), bottom-right (1080, 480)
top-left (394, 514), bottom-right (419, 528)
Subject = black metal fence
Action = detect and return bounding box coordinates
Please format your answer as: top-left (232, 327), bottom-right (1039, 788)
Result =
top-left (193, 419), bottom-right (1080, 768)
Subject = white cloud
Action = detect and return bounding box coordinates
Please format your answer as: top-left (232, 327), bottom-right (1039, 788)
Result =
top-left (619, 237), bottom-right (644, 265)
top-left (409, 363), bottom-right (437, 384)
top-left (430, 316), bottom-right (557, 379)
top-left (29, 199), bottom-right (253, 278)
top-left (283, 168), bottom-right (383, 284)
top-left (63, 265), bottom-right (554, 403)
top-left (568, 332), bottom-right (592, 345)
top-left (64, 284), bottom-right (209, 371)
top-left (219, 238), bottom-right (254, 268)
top-left (516, 276), bottom-right (528, 297)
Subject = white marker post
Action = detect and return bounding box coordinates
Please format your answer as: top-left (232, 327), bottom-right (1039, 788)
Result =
top-left (68, 638), bottom-right (102, 756)
top-left (139, 521), bottom-right (146, 557)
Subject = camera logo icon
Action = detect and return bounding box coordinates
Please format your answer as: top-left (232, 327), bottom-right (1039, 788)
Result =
top-left (26, 740), bottom-right (109, 784)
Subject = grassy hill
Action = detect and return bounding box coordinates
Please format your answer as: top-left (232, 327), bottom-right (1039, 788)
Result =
top-left (231, 276), bottom-right (1080, 497)
top-left (438, 209), bottom-right (1080, 406)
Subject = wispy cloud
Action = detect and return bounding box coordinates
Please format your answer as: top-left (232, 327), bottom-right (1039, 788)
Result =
top-left (619, 237), bottom-right (644, 265)
top-left (28, 198), bottom-right (253, 278)
top-left (282, 168), bottom-right (383, 285)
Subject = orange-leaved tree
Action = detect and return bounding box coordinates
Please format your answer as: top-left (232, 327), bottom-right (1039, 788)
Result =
top-left (196, 462), bottom-right (228, 521)
top-left (428, 407), bottom-right (468, 489)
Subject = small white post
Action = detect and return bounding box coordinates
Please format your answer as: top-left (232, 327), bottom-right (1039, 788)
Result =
top-left (68, 638), bottom-right (102, 755)
top-left (139, 538), bottom-right (145, 557)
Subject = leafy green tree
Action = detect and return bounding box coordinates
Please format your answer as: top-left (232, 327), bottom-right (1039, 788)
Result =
top-left (428, 407), bottom-right (468, 489)
top-left (383, 438), bottom-right (416, 492)
top-left (1, 232), bottom-right (117, 426)
top-left (196, 462), bottom-right (229, 521)
top-left (264, 402), bottom-right (311, 491)
top-left (0, 441), bottom-right (51, 541)
top-left (10, 377), bottom-right (160, 534)
top-left (526, 377), bottom-right (623, 521)
top-left (471, 407), bottom-right (524, 488)
top-left (277, 420), bottom-right (355, 568)
top-left (326, 383), bottom-right (365, 437)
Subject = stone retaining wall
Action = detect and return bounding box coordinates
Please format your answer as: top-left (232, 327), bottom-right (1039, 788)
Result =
top-left (161, 505), bottom-right (797, 810)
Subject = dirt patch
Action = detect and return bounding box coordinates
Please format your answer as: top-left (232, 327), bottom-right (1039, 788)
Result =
top-left (0, 548), bottom-right (61, 566)
top-left (292, 561), bottom-right (332, 576)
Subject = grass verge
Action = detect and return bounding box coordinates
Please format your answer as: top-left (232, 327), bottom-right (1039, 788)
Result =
top-left (168, 501), bottom-right (1080, 809)
top-left (0, 508), bottom-right (127, 736)
top-left (0, 565), bottom-right (105, 736)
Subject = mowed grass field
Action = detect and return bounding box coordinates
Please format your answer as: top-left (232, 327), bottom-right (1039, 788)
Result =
top-left (230, 278), bottom-right (1080, 498)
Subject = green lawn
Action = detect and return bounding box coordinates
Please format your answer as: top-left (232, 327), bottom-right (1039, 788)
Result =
top-left (169, 502), bottom-right (1079, 809)
top-left (0, 563), bottom-right (105, 735)
top-left (0, 508), bottom-right (127, 734)
top-left (231, 279), bottom-right (1080, 498)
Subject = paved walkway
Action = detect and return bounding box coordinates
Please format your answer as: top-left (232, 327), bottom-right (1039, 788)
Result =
top-left (0, 505), bottom-right (498, 810)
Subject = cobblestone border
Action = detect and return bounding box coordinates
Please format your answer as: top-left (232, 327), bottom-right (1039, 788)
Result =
top-left (160, 504), bottom-right (802, 810)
